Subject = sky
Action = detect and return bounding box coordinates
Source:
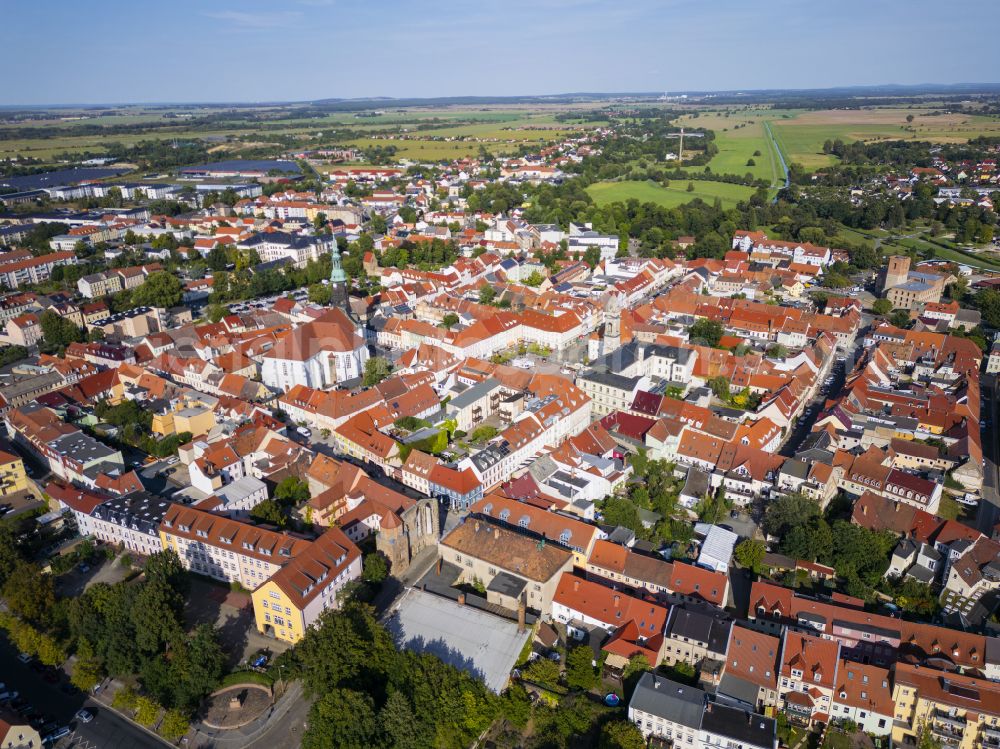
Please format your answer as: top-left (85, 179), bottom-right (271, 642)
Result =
top-left (4, 0), bottom-right (1000, 105)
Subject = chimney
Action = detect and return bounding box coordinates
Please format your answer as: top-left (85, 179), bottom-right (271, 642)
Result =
top-left (474, 521), bottom-right (480, 532)
top-left (457, 593), bottom-right (466, 606)
top-left (494, 528), bottom-right (500, 540)
top-left (573, 579), bottom-right (580, 592)
top-left (614, 594), bottom-right (621, 606)
top-left (517, 594), bottom-right (527, 633)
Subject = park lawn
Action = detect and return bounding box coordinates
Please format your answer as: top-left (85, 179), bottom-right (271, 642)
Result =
top-left (586, 179), bottom-right (756, 209)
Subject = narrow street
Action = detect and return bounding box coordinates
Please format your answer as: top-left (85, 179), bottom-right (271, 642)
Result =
top-left (976, 373), bottom-right (1000, 534)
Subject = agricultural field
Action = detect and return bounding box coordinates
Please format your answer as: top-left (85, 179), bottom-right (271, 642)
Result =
top-left (0, 104), bottom-right (601, 165)
top-left (586, 179), bottom-right (756, 209)
top-left (677, 106), bottom-right (1000, 174)
top-left (673, 108), bottom-right (793, 185)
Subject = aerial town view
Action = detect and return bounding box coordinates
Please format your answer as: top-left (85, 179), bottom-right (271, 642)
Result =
top-left (3, 2), bottom-right (1000, 749)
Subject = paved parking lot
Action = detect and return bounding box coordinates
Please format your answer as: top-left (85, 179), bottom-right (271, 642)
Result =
top-left (0, 637), bottom-right (167, 749)
top-left (55, 552), bottom-right (134, 598)
top-left (184, 576), bottom-right (288, 669)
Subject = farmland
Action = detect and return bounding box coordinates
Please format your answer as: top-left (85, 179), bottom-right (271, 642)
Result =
top-left (586, 179), bottom-right (756, 209)
top-left (673, 109), bottom-right (792, 186)
top-left (676, 106), bottom-right (1000, 174)
top-left (0, 105), bottom-right (601, 165)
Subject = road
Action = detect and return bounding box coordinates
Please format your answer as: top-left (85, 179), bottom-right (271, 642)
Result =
top-left (190, 681), bottom-right (309, 749)
top-left (0, 638), bottom-right (168, 749)
top-left (976, 372), bottom-right (1000, 534)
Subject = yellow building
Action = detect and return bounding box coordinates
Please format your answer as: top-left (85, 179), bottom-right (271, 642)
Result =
top-left (158, 504), bottom-right (362, 646)
top-left (891, 662), bottom-right (1000, 749)
top-left (0, 448), bottom-right (28, 495)
top-left (151, 395), bottom-right (218, 437)
top-left (250, 527), bottom-right (361, 644)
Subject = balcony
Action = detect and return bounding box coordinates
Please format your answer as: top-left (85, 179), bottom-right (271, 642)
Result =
top-left (983, 725), bottom-right (1000, 744)
top-left (933, 710), bottom-right (966, 731)
top-left (930, 723), bottom-right (964, 746)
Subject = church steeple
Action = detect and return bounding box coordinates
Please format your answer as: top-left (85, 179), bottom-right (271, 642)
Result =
top-left (329, 247), bottom-right (349, 312)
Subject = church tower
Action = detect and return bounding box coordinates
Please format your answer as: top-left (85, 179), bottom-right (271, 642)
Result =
top-left (329, 248), bottom-right (354, 319)
top-left (603, 294), bottom-right (622, 355)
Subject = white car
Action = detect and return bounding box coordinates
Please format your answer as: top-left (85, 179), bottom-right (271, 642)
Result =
top-left (297, 426), bottom-right (312, 438)
top-left (75, 709), bottom-right (94, 724)
top-left (16, 653), bottom-right (30, 664)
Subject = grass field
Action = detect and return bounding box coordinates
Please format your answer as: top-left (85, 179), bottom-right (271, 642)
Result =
top-left (586, 179), bottom-right (756, 209)
top-left (674, 109), bottom-right (793, 185)
top-left (677, 106), bottom-right (1000, 174)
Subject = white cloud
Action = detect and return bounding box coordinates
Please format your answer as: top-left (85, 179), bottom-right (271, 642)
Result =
top-left (202, 10), bottom-right (302, 31)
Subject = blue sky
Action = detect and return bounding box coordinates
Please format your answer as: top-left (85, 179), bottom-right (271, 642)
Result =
top-left (5, 0), bottom-right (999, 105)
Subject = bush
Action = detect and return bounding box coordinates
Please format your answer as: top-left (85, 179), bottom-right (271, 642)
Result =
top-left (134, 695), bottom-right (160, 726)
top-left (159, 709), bottom-right (190, 741)
top-left (112, 686), bottom-right (138, 712)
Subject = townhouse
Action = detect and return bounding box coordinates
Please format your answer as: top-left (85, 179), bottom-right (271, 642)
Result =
top-left (628, 673), bottom-right (777, 749)
top-left (551, 572), bottom-right (670, 648)
top-left (438, 515), bottom-right (574, 615)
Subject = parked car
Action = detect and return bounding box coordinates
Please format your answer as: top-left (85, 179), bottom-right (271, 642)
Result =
top-left (75, 709), bottom-right (94, 724)
top-left (43, 727), bottom-right (70, 745)
top-left (16, 652), bottom-right (31, 664)
top-left (297, 426), bottom-right (312, 438)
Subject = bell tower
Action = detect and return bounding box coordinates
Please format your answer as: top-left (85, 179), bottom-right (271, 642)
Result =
top-left (329, 248), bottom-right (350, 313)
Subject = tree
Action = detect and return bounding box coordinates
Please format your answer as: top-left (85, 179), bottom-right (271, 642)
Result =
top-left (583, 245), bottom-right (602, 269)
top-left (132, 271), bottom-right (183, 309)
top-left (379, 691), bottom-right (429, 749)
top-left (890, 309), bottom-right (912, 328)
top-left (708, 375), bottom-right (731, 400)
top-left (134, 695), bottom-right (160, 726)
top-left (159, 709), bottom-right (190, 741)
top-left (763, 493), bottom-right (820, 538)
top-left (39, 310), bottom-right (85, 350)
top-left (565, 645), bottom-right (598, 691)
top-left (440, 312), bottom-right (459, 329)
top-left (689, 318), bottom-right (723, 347)
top-left (478, 283), bottom-right (496, 305)
top-left (600, 497), bottom-right (643, 535)
top-left (362, 356), bottom-right (392, 387)
top-left (734, 539), bottom-right (766, 572)
top-left (598, 720), bottom-right (646, 749)
top-left (765, 343), bottom-right (787, 358)
top-left (872, 298), bottom-right (893, 316)
top-left (304, 688), bottom-right (379, 749)
top-left (274, 476), bottom-right (310, 505)
top-left (206, 303), bottom-right (227, 323)
top-left (250, 499), bottom-right (286, 528)
top-left (977, 288), bottom-right (1000, 328)
top-left (362, 552), bottom-right (388, 584)
top-left (523, 269), bottom-right (545, 287)
top-left (2, 562), bottom-right (55, 625)
top-left (746, 158), bottom-right (756, 167)
top-left (70, 637), bottom-right (103, 692)
top-left (308, 283), bottom-right (332, 305)
top-left (686, 182), bottom-right (695, 192)
top-left (523, 654), bottom-right (561, 686)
